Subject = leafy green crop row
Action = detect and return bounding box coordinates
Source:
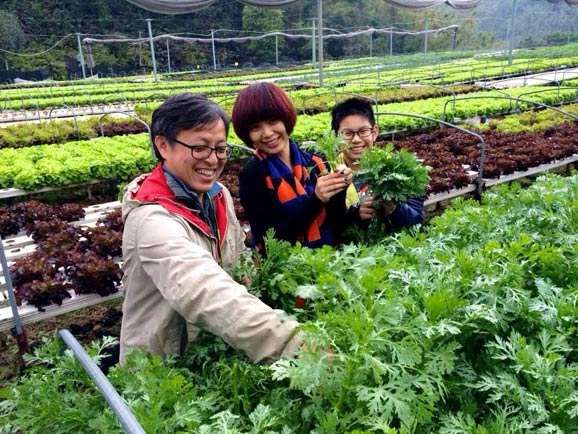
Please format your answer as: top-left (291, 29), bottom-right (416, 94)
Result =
top-left (0, 82), bottom-right (576, 189)
top-left (2, 172), bottom-right (577, 433)
top-left (1, 83), bottom-right (576, 191)
top-left (2, 41), bottom-right (574, 93)
top-left (2, 48), bottom-right (578, 110)
top-left (0, 85), bottom-right (475, 151)
top-left (0, 135), bottom-right (154, 190)
top-left (0, 49), bottom-right (475, 94)
top-left (134, 84), bottom-right (477, 123)
top-left (0, 117), bottom-right (145, 150)
top-left (318, 55), bottom-right (578, 88)
top-left (291, 83), bottom-right (578, 142)
top-left (477, 102), bottom-right (578, 133)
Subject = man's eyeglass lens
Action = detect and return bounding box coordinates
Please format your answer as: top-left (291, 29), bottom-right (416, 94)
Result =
top-left (172, 138), bottom-right (231, 160)
top-left (191, 145), bottom-right (231, 160)
top-left (339, 128), bottom-right (373, 140)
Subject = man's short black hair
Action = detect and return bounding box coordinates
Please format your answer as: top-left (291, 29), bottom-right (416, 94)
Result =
top-left (150, 93), bottom-right (230, 161)
top-left (330, 97), bottom-right (376, 134)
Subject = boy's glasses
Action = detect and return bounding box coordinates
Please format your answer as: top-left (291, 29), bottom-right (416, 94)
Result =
top-left (171, 138), bottom-right (231, 160)
top-left (338, 127), bottom-right (373, 141)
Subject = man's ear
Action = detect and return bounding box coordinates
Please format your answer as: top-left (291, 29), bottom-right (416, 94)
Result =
top-left (372, 124), bottom-right (379, 139)
top-left (155, 135), bottom-right (170, 159)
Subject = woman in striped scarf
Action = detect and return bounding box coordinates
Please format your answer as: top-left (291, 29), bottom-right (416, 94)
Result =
top-left (233, 82), bottom-right (352, 250)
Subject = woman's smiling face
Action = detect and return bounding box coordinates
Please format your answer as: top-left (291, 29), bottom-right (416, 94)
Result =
top-left (248, 119), bottom-right (290, 158)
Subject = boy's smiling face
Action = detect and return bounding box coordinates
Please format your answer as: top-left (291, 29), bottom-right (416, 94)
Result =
top-left (338, 114), bottom-right (379, 167)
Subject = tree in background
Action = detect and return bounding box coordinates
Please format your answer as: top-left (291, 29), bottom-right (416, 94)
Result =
top-left (242, 5), bottom-right (284, 65)
top-left (0, 0), bottom-right (574, 80)
top-left (0, 10), bottom-right (25, 71)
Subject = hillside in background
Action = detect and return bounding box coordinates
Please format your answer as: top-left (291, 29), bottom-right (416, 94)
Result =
top-left (473, 0), bottom-right (578, 46)
top-left (0, 0), bottom-right (576, 80)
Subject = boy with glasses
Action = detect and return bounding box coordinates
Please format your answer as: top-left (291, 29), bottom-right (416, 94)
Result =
top-left (331, 97), bottom-right (424, 230)
top-left (120, 93), bottom-right (302, 364)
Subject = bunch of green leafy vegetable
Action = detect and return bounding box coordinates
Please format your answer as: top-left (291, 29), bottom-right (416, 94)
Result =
top-left (356, 144), bottom-right (429, 203)
top-left (300, 131), bottom-right (345, 172)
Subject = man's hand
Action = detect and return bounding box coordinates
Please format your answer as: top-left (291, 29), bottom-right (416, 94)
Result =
top-left (315, 171), bottom-right (351, 203)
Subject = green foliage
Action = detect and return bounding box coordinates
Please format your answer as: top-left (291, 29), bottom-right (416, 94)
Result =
top-left (3, 49), bottom-right (578, 111)
top-left (2, 150), bottom-right (578, 433)
top-left (1, 80), bottom-right (577, 191)
top-left (478, 103), bottom-right (578, 134)
top-left (0, 10), bottom-right (24, 52)
top-left (0, 134), bottom-right (154, 190)
top-left (0, 84), bottom-right (476, 150)
top-left (241, 5), bottom-right (284, 63)
top-left (289, 81), bottom-right (578, 144)
top-left (0, 119), bottom-right (96, 149)
top-left (357, 144), bottom-right (429, 203)
top-left (301, 131), bottom-right (344, 170)
top-left (0, 0), bottom-right (489, 77)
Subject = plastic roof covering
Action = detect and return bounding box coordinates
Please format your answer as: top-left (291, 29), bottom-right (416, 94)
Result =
top-left (125, 0), bottom-right (299, 14)
top-left (383, 0), bottom-right (481, 9)
top-left (125, 0), bottom-right (482, 14)
top-left (83, 24), bottom-right (459, 44)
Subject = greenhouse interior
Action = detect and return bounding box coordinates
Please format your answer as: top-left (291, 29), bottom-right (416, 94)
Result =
top-left (0, 0), bottom-right (578, 432)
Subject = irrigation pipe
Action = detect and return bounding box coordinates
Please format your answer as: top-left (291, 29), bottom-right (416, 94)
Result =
top-left (59, 329), bottom-right (146, 434)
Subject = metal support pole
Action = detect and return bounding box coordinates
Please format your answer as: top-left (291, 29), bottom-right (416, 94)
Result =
top-left (389, 30), bottom-right (393, 57)
top-left (138, 31), bottom-right (143, 67)
top-left (507, 0), bottom-right (518, 66)
top-left (211, 29), bottom-right (217, 71)
top-left (86, 43), bottom-right (94, 77)
top-left (146, 19), bottom-right (158, 82)
top-left (59, 330), bottom-right (146, 434)
top-left (76, 33), bottom-right (86, 80)
top-left (424, 17), bottom-right (429, 55)
top-left (166, 38), bottom-right (171, 74)
top-left (311, 19), bottom-right (316, 65)
top-left (369, 31), bottom-right (373, 58)
top-left (564, 6), bottom-right (570, 46)
top-left (0, 240), bottom-right (28, 361)
top-left (451, 28), bottom-right (458, 51)
top-left (275, 34), bottom-right (279, 66)
top-left (317, 0), bottom-right (324, 86)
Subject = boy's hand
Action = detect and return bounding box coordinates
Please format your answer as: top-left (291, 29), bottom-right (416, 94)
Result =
top-left (382, 200), bottom-right (396, 216)
top-left (358, 196), bottom-right (376, 220)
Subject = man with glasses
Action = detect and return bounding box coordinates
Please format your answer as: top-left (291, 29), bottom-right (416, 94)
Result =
top-left (120, 93), bottom-right (301, 364)
top-left (330, 97), bottom-right (424, 230)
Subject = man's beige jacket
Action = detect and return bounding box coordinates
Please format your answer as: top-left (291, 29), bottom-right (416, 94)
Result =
top-left (120, 168), bottom-right (301, 363)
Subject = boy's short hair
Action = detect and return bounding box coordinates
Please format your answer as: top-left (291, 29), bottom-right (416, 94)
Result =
top-left (330, 97), bottom-right (376, 133)
top-left (150, 93), bottom-right (229, 161)
top-left (232, 82), bottom-right (297, 146)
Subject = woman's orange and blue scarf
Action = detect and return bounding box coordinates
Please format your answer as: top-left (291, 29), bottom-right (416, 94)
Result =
top-left (258, 141), bottom-right (331, 247)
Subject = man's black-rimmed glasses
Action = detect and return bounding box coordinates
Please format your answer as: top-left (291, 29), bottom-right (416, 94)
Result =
top-left (171, 137), bottom-right (232, 160)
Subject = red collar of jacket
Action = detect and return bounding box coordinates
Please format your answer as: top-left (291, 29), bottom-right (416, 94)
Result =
top-left (132, 165), bottom-right (229, 247)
